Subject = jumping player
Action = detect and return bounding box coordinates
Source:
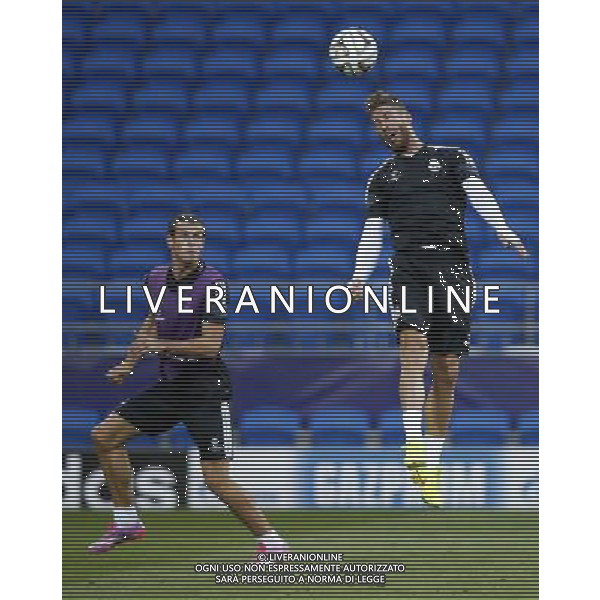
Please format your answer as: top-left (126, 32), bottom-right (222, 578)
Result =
top-left (87, 214), bottom-right (289, 555)
top-left (348, 92), bottom-right (528, 507)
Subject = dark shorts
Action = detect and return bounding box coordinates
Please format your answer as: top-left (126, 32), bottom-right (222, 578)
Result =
top-left (389, 250), bottom-right (474, 355)
top-left (115, 359), bottom-right (233, 460)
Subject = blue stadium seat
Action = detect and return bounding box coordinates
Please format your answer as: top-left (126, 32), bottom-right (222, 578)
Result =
top-left (173, 148), bottom-right (232, 179)
top-left (476, 247), bottom-right (537, 278)
top-left (298, 148), bottom-right (357, 180)
top-left (482, 176), bottom-right (538, 208)
top-left (518, 409), bottom-right (539, 446)
top-left (359, 146), bottom-right (391, 177)
top-left (334, 6), bottom-right (389, 41)
top-left (202, 49), bottom-right (259, 79)
top-left (314, 81), bottom-right (373, 113)
top-left (64, 184), bottom-right (126, 206)
top-left (204, 246), bottom-right (233, 276)
top-left (63, 243), bottom-right (107, 277)
top-left (384, 49), bottom-right (440, 80)
top-left (131, 82), bottom-right (188, 112)
top-left (199, 205), bottom-right (244, 246)
top-left (262, 48), bottom-right (321, 80)
top-left (498, 81), bottom-right (538, 111)
top-left (438, 79), bottom-right (496, 112)
top-left (232, 244), bottom-right (292, 279)
top-left (127, 185), bottom-right (189, 208)
top-left (187, 183), bottom-right (247, 206)
top-left (211, 14), bottom-right (268, 46)
top-left (244, 208), bottom-right (303, 246)
top-left (63, 149), bottom-right (106, 178)
top-left (63, 291), bottom-right (96, 322)
top-left (444, 48), bottom-right (502, 79)
top-left (309, 407), bottom-right (370, 446)
top-left (122, 207), bottom-right (177, 241)
top-left (245, 183), bottom-right (308, 206)
top-left (70, 82), bottom-right (127, 112)
top-left (451, 13), bottom-right (508, 46)
top-left (485, 148), bottom-right (538, 178)
top-left (239, 406), bottom-right (301, 446)
top-left (155, 2), bottom-right (205, 18)
top-left (121, 114), bottom-right (179, 146)
top-left (305, 181), bottom-right (366, 206)
top-left (91, 15), bottom-right (146, 46)
top-left (255, 82), bottom-right (312, 114)
top-left (305, 115), bottom-right (365, 148)
top-left (491, 113), bottom-right (538, 144)
top-left (151, 14), bottom-right (208, 45)
top-left (513, 11), bottom-right (538, 47)
top-left (192, 82), bottom-right (251, 112)
top-left (378, 408), bottom-right (405, 446)
top-left (63, 115), bottom-right (117, 146)
top-left (505, 48), bottom-right (538, 79)
top-left (451, 409), bottom-right (511, 445)
top-left (246, 113), bottom-right (304, 146)
top-left (112, 149), bottom-right (169, 178)
top-left (182, 113), bottom-right (241, 147)
top-left (237, 146), bottom-right (294, 179)
top-left (63, 408), bottom-right (102, 447)
top-left (64, 210), bottom-right (118, 242)
top-left (109, 245), bottom-right (168, 279)
top-left (80, 49), bottom-right (138, 78)
top-left (63, 51), bottom-right (76, 79)
top-left (271, 14), bottom-right (330, 46)
top-left (305, 209), bottom-right (363, 243)
top-left (295, 244), bottom-right (354, 280)
top-left (381, 78), bottom-right (435, 114)
top-left (501, 206), bottom-right (538, 235)
top-left (429, 114), bottom-right (488, 150)
top-left (389, 13), bottom-right (448, 47)
top-left (141, 49), bottom-right (199, 78)
top-left (63, 14), bottom-right (87, 45)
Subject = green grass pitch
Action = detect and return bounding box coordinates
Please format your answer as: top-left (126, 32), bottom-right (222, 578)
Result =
top-left (63, 509), bottom-right (538, 600)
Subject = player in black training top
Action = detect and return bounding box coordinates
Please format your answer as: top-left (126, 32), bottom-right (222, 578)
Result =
top-left (348, 91), bottom-right (528, 507)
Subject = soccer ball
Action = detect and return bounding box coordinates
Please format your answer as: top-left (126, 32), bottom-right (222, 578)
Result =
top-left (329, 28), bottom-right (378, 76)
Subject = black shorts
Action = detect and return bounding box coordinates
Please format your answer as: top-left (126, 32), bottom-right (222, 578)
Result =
top-left (390, 250), bottom-right (474, 355)
top-left (115, 359), bottom-right (233, 460)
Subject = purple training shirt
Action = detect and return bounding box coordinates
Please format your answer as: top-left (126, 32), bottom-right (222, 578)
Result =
top-left (144, 261), bottom-right (227, 377)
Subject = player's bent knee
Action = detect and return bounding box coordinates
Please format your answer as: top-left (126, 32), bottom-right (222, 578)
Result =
top-left (91, 420), bottom-right (127, 451)
top-left (202, 461), bottom-right (231, 491)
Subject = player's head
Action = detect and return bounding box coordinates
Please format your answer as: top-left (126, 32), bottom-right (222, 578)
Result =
top-left (167, 214), bottom-right (206, 264)
top-left (366, 91), bottom-right (413, 152)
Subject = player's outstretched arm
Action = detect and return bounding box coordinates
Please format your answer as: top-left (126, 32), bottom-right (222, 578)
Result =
top-left (348, 217), bottom-right (384, 298)
top-left (463, 176), bottom-right (529, 257)
top-left (106, 313), bottom-right (157, 384)
top-left (144, 321), bottom-right (225, 358)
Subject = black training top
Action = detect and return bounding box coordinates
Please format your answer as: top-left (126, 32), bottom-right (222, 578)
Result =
top-left (365, 145), bottom-right (478, 258)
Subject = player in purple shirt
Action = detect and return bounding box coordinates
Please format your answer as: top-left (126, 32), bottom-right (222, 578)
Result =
top-left (87, 214), bottom-right (288, 556)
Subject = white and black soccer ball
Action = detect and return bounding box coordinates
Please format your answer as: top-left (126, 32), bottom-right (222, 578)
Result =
top-left (329, 28), bottom-right (378, 76)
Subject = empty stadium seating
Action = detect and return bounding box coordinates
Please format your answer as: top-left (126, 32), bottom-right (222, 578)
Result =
top-left (518, 409), bottom-right (539, 446)
top-left (63, 1), bottom-right (538, 352)
top-left (309, 407), bottom-right (371, 445)
top-left (63, 408), bottom-right (103, 448)
top-left (62, 401), bottom-right (537, 450)
top-left (239, 405), bottom-right (301, 445)
top-left (451, 409), bottom-right (512, 445)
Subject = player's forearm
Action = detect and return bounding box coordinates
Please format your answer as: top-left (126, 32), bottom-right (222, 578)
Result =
top-left (351, 217), bottom-right (384, 282)
top-left (463, 177), bottom-right (510, 232)
top-left (123, 315), bottom-right (156, 364)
